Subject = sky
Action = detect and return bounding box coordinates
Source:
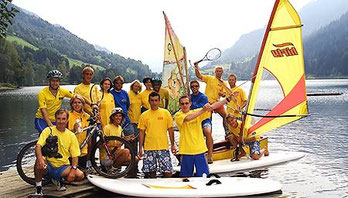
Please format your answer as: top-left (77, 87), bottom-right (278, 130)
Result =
top-left (13, 0), bottom-right (314, 73)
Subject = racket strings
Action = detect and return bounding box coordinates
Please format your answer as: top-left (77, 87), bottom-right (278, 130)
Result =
top-left (206, 48), bottom-right (221, 60)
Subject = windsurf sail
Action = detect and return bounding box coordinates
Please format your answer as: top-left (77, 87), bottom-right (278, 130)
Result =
top-left (162, 11), bottom-right (189, 114)
top-left (242, 0), bottom-right (309, 138)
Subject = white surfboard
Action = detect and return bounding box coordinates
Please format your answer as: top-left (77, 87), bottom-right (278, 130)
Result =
top-left (173, 151), bottom-right (305, 173)
top-left (87, 175), bottom-right (282, 197)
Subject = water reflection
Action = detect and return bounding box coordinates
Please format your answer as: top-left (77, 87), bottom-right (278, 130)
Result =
top-left (0, 80), bottom-right (348, 198)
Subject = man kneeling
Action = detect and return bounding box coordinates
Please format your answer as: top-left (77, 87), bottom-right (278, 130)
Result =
top-left (34, 109), bottom-right (84, 196)
top-left (226, 113), bottom-right (269, 161)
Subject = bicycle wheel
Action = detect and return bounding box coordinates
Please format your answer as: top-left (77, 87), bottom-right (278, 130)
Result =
top-left (90, 136), bottom-right (136, 178)
top-left (16, 140), bottom-right (50, 186)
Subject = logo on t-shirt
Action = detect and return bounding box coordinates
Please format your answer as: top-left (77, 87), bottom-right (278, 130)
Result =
top-left (158, 117), bottom-right (164, 120)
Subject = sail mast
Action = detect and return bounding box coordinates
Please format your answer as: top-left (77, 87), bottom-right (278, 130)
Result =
top-left (241, 0), bottom-right (280, 136)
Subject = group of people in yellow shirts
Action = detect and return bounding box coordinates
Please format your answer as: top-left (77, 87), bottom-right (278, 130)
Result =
top-left (32, 63), bottom-right (269, 195)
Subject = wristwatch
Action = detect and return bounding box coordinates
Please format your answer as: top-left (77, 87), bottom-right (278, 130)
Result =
top-left (72, 166), bottom-right (77, 170)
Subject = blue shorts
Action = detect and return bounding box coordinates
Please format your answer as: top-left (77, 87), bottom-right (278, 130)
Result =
top-left (123, 122), bottom-right (138, 136)
top-left (35, 118), bottom-right (56, 134)
top-left (142, 150), bottom-right (173, 173)
top-left (201, 119), bottom-right (212, 130)
top-left (247, 141), bottom-right (260, 155)
top-left (180, 153), bottom-right (209, 177)
top-left (47, 163), bottom-right (69, 181)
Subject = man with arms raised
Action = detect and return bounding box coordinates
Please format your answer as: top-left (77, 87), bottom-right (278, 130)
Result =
top-left (189, 80), bottom-right (214, 164)
top-left (35, 70), bottom-right (74, 133)
top-left (34, 109), bottom-right (84, 195)
top-left (194, 63), bottom-right (229, 133)
top-left (174, 95), bottom-right (233, 177)
top-left (226, 74), bottom-right (247, 120)
top-left (138, 92), bottom-right (175, 178)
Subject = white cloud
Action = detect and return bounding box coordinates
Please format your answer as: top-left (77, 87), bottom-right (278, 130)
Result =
top-left (14, 0), bottom-right (313, 72)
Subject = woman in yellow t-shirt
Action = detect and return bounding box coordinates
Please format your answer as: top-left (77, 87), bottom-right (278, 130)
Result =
top-left (68, 94), bottom-right (90, 169)
top-left (128, 80), bottom-right (142, 125)
top-left (99, 78), bottom-right (115, 128)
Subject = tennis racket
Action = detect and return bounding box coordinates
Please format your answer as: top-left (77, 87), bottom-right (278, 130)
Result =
top-left (90, 83), bottom-right (104, 107)
top-left (194, 48), bottom-right (221, 64)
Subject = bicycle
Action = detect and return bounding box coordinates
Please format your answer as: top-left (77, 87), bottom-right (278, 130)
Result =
top-left (17, 87), bottom-right (137, 185)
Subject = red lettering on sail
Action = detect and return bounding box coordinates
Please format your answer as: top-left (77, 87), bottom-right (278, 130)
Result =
top-left (271, 42), bottom-right (298, 58)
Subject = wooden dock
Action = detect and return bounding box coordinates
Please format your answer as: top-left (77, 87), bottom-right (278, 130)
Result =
top-left (0, 170), bottom-right (98, 198)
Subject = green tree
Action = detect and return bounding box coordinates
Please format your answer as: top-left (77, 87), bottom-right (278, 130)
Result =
top-left (68, 65), bottom-right (82, 84)
top-left (0, 0), bottom-right (19, 38)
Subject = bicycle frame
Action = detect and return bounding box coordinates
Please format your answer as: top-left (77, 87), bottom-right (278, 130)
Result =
top-left (77, 119), bottom-right (118, 161)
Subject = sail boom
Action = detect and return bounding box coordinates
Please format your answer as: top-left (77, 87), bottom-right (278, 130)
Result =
top-left (271, 24), bottom-right (302, 31)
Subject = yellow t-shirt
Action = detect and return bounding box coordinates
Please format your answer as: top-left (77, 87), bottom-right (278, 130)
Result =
top-left (99, 93), bottom-right (115, 128)
top-left (228, 121), bottom-right (260, 141)
top-left (37, 126), bottom-right (80, 168)
top-left (158, 87), bottom-right (170, 108)
top-left (35, 87), bottom-right (74, 122)
top-left (74, 83), bottom-right (93, 113)
top-left (226, 86), bottom-right (247, 118)
top-left (201, 75), bottom-right (228, 103)
top-left (174, 109), bottom-right (211, 155)
top-left (68, 111), bottom-right (90, 156)
top-left (100, 124), bottom-right (123, 161)
top-left (228, 120), bottom-right (242, 137)
top-left (138, 108), bottom-right (173, 150)
top-left (128, 90), bottom-right (142, 123)
top-left (140, 89), bottom-right (153, 110)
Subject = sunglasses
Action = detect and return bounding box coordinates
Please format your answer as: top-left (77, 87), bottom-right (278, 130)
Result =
top-left (190, 85), bottom-right (199, 88)
top-left (180, 102), bottom-right (190, 105)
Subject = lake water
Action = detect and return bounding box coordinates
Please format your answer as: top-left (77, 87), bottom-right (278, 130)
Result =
top-left (0, 79), bottom-right (347, 198)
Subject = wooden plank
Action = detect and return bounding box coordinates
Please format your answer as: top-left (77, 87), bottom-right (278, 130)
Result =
top-left (0, 170), bottom-right (96, 198)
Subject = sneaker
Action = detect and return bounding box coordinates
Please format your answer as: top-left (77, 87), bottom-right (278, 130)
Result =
top-left (35, 186), bottom-right (43, 195)
top-left (52, 179), bottom-right (66, 191)
top-left (207, 157), bottom-right (214, 164)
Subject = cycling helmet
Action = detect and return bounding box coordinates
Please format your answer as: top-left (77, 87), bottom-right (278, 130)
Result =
top-left (47, 70), bottom-right (63, 79)
top-left (110, 107), bottom-right (124, 117)
top-left (152, 77), bottom-right (162, 85)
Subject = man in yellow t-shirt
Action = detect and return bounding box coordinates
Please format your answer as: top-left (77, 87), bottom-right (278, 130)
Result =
top-left (174, 95), bottom-right (232, 177)
top-left (152, 78), bottom-right (170, 109)
top-left (35, 70), bottom-right (74, 134)
top-left (74, 66), bottom-right (95, 116)
top-left (34, 110), bottom-right (84, 195)
top-left (225, 114), bottom-right (268, 161)
top-left (138, 92), bottom-right (175, 178)
top-left (139, 77), bottom-right (153, 113)
top-left (194, 62), bottom-right (229, 133)
top-left (226, 74), bottom-right (247, 120)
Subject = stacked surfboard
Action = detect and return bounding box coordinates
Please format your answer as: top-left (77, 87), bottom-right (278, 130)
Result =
top-left (88, 175), bottom-right (282, 197)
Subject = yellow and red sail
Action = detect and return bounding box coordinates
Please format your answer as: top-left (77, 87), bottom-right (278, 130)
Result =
top-left (242, 0), bottom-right (309, 138)
top-left (162, 12), bottom-right (189, 114)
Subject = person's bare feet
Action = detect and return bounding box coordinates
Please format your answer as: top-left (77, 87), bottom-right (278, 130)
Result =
top-left (264, 147), bottom-right (269, 156)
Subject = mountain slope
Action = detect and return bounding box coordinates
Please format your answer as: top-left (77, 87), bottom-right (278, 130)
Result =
top-left (2, 4), bottom-right (154, 85)
top-left (219, 0), bottom-right (348, 65)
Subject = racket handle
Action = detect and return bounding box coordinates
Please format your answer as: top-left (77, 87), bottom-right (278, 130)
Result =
top-left (194, 59), bottom-right (203, 65)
